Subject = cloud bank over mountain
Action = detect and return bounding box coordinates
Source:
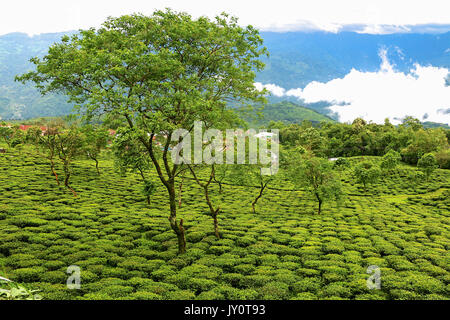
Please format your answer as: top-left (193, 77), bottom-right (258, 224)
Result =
top-left (260, 23), bottom-right (450, 34)
top-left (3, 0), bottom-right (450, 36)
top-left (256, 49), bottom-right (450, 125)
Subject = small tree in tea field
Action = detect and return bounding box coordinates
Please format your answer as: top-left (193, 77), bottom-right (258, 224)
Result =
top-left (112, 127), bottom-right (155, 205)
top-left (55, 126), bottom-right (84, 197)
top-left (289, 156), bottom-right (343, 214)
top-left (81, 124), bottom-right (109, 175)
top-left (353, 161), bottom-right (381, 192)
top-left (417, 153), bottom-right (438, 181)
top-left (381, 150), bottom-right (401, 172)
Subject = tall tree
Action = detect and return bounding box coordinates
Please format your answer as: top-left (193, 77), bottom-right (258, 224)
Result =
top-left (0, 125), bottom-right (23, 149)
top-left (17, 10), bottom-right (267, 254)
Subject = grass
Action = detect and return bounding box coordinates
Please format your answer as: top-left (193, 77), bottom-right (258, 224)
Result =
top-left (0, 145), bottom-right (449, 300)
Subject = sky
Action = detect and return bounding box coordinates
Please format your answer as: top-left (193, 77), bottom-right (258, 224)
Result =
top-left (1, 0), bottom-right (450, 36)
top-left (1, 1), bottom-right (450, 125)
top-left (256, 49), bottom-right (450, 125)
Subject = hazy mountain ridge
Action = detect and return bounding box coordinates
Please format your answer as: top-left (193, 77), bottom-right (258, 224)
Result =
top-left (1, 30), bottom-right (449, 123)
top-left (257, 31), bottom-right (450, 89)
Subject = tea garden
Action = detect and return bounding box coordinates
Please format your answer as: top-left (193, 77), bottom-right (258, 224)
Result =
top-left (1, 10), bottom-right (449, 301)
top-left (0, 143), bottom-right (448, 300)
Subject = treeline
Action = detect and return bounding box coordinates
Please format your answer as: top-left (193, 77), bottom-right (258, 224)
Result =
top-left (0, 120), bottom-right (110, 196)
top-left (270, 116), bottom-right (450, 168)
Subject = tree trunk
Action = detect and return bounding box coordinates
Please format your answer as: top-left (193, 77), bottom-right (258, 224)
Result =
top-left (213, 212), bottom-right (220, 240)
top-left (168, 184), bottom-right (186, 254)
top-left (252, 183), bottom-right (266, 214)
top-left (133, 124), bottom-right (186, 255)
top-left (147, 195), bottom-right (151, 205)
top-left (50, 159), bottom-right (60, 185)
top-left (64, 172), bottom-right (77, 197)
top-left (178, 177), bottom-right (184, 208)
top-left (315, 192), bottom-right (322, 214)
top-left (318, 198), bottom-right (322, 214)
top-left (204, 185), bottom-right (221, 239)
top-left (252, 202), bottom-right (257, 214)
top-left (95, 158), bottom-right (100, 175)
top-left (64, 164), bottom-right (77, 197)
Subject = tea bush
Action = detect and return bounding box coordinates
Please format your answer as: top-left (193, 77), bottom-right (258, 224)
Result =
top-left (0, 146), bottom-right (448, 300)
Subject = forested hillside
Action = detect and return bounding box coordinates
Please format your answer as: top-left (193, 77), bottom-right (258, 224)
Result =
top-left (0, 32), bottom-right (75, 119)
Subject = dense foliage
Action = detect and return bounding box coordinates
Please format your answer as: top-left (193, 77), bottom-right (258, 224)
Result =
top-left (0, 144), bottom-right (448, 300)
top-left (274, 118), bottom-right (449, 166)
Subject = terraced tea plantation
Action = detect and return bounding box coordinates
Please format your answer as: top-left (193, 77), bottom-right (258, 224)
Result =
top-left (0, 147), bottom-right (449, 300)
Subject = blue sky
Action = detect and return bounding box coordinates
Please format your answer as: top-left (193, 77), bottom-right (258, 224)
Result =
top-left (257, 49), bottom-right (450, 125)
top-left (1, 0), bottom-right (450, 35)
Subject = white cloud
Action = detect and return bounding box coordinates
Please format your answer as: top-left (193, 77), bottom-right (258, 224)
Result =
top-left (1, 0), bottom-right (450, 35)
top-left (255, 82), bottom-right (286, 97)
top-left (356, 24), bottom-right (411, 35)
top-left (263, 50), bottom-right (450, 125)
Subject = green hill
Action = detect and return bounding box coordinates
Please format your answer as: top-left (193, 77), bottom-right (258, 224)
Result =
top-left (249, 101), bottom-right (335, 126)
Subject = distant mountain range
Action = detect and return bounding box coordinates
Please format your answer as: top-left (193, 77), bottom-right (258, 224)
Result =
top-left (1, 29), bottom-right (449, 125)
top-left (258, 31), bottom-right (450, 89)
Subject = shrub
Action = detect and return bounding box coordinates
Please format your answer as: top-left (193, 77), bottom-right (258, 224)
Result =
top-left (180, 264), bottom-right (222, 280)
top-left (13, 267), bottom-right (45, 283)
top-left (233, 264), bottom-right (256, 275)
top-left (435, 148), bottom-right (450, 169)
top-left (240, 275), bottom-right (272, 288)
top-left (417, 153), bottom-right (438, 180)
top-left (43, 260), bottom-right (66, 271)
top-left (186, 232), bottom-right (207, 243)
top-left (259, 281), bottom-right (290, 300)
top-left (207, 246), bottom-right (232, 255)
top-left (99, 285), bottom-right (134, 298)
top-left (334, 158), bottom-right (350, 170)
top-left (273, 271), bottom-right (298, 284)
top-left (41, 271), bottom-right (67, 284)
top-left (222, 273), bottom-right (244, 287)
top-left (167, 290), bottom-right (196, 300)
top-left (129, 291), bottom-right (161, 300)
top-left (151, 265), bottom-right (177, 281)
top-left (292, 278), bottom-right (322, 294)
top-left (236, 236), bottom-right (256, 247)
top-left (196, 290), bottom-right (225, 300)
top-left (292, 292), bottom-right (317, 300)
top-left (321, 282), bottom-right (352, 298)
top-left (381, 150), bottom-right (401, 171)
top-left (386, 256), bottom-right (417, 271)
top-left (188, 278), bottom-right (217, 292)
